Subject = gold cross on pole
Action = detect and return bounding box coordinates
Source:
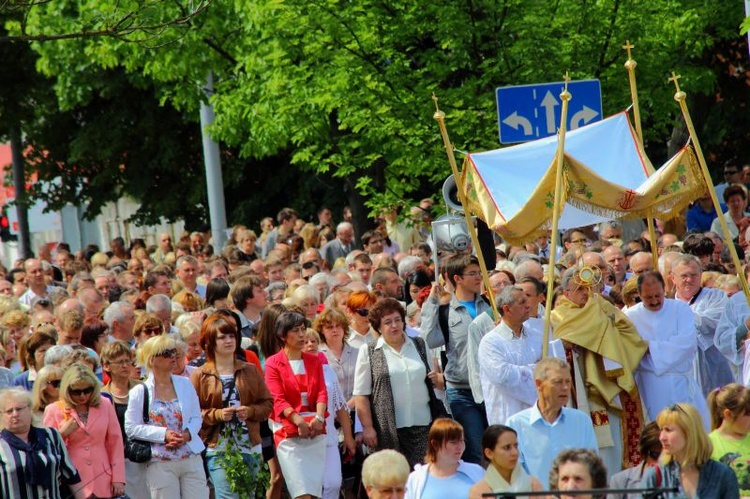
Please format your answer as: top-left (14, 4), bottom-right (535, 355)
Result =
top-left (563, 71), bottom-right (570, 92)
top-left (668, 71), bottom-right (682, 92)
top-left (622, 40), bottom-right (635, 60)
top-left (431, 92), bottom-right (439, 111)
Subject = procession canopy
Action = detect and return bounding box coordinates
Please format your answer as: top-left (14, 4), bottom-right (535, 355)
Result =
top-left (460, 111), bottom-right (705, 247)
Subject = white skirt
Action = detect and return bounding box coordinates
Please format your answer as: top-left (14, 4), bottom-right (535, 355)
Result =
top-left (276, 434), bottom-right (327, 497)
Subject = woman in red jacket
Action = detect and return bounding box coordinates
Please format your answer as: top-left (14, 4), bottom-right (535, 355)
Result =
top-left (264, 311), bottom-right (328, 499)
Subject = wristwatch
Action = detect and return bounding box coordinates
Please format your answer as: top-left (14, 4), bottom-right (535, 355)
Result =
top-left (314, 414), bottom-right (325, 423)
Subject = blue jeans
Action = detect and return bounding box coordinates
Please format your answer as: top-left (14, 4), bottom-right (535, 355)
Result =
top-left (446, 387), bottom-right (487, 465)
top-left (205, 451), bottom-right (260, 499)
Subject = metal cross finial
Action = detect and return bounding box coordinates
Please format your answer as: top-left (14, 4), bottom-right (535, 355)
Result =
top-left (432, 93), bottom-right (440, 112)
top-left (668, 72), bottom-right (682, 91)
top-left (622, 40), bottom-right (635, 60)
top-left (563, 72), bottom-right (570, 89)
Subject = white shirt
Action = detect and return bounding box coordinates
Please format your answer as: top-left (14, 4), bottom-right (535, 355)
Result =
top-left (625, 299), bottom-right (710, 428)
top-left (347, 326), bottom-right (376, 351)
top-left (478, 321), bottom-right (541, 425)
top-left (353, 333), bottom-right (431, 428)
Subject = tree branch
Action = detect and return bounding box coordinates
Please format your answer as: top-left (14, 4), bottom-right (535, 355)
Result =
top-left (0, 0), bottom-right (213, 43)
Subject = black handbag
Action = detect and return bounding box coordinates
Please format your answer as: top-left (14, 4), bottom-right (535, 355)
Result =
top-left (125, 386), bottom-right (152, 463)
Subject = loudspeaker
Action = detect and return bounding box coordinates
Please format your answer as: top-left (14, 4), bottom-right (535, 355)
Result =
top-left (442, 175), bottom-right (464, 213)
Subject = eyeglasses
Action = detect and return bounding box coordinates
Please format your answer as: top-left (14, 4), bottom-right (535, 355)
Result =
top-left (109, 360), bottom-right (135, 367)
top-left (69, 386), bottom-right (95, 396)
top-left (47, 379), bottom-right (61, 388)
top-left (155, 348), bottom-right (177, 358)
top-left (3, 405), bottom-right (29, 415)
top-left (301, 261), bottom-right (318, 270)
top-left (460, 271), bottom-right (482, 278)
top-left (354, 309), bottom-right (370, 317)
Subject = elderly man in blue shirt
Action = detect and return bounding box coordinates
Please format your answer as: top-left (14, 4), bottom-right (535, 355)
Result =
top-left (505, 356), bottom-right (598, 488)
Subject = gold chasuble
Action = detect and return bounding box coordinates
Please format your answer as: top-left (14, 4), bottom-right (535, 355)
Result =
top-left (551, 293), bottom-right (648, 468)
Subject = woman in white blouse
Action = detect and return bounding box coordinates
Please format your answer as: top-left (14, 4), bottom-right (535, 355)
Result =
top-left (125, 335), bottom-right (208, 499)
top-left (353, 298), bottom-right (440, 469)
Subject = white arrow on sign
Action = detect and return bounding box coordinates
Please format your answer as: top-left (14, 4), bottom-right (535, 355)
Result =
top-left (540, 91), bottom-right (559, 134)
top-left (502, 111), bottom-right (532, 135)
top-left (570, 106), bottom-right (599, 130)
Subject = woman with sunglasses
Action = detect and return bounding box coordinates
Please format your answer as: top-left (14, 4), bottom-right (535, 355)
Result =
top-left (345, 290), bottom-right (378, 349)
top-left (133, 312), bottom-right (164, 348)
top-left (101, 340), bottom-right (148, 499)
top-left (125, 335), bottom-right (208, 499)
top-left (43, 362), bottom-right (126, 498)
top-left (30, 364), bottom-right (64, 417)
top-left (192, 313), bottom-right (273, 499)
top-left (265, 311), bottom-right (328, 499)
top-left (642, 403), bottom-right (738, 499)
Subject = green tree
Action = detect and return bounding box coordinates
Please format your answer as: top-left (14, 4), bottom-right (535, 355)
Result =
top-left (6, 0), bottom-right (748, 228)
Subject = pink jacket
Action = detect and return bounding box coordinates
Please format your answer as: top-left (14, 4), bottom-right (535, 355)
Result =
top-left (43, 397), bottom-right (126, 498)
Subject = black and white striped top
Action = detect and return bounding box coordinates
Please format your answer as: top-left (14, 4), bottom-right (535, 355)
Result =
top-left (0, 426), bottom-right (81, 499)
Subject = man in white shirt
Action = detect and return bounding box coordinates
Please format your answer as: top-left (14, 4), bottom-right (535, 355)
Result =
top-left (478, 286), bottom-right (541, 425)
top-left (625, 271), bottom-right (710, 428)
top-left (19, 258), bottom-right (55, 306)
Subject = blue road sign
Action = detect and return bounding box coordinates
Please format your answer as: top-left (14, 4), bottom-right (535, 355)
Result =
top-left (496, 79), bottom-right (602, 144)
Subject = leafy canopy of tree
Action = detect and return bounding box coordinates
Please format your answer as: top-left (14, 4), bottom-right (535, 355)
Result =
top-left (4, 0), bottom-right (748, 225)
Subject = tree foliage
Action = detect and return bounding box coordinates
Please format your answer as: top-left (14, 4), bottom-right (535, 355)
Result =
top-left (4, 0), bottom-right (748, 226)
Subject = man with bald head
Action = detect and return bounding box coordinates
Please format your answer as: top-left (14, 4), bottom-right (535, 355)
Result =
top-left (628, 252), bottom-right (654, 277)
top-left (321, 222), bottom-right (355, 268)
top-left (657, 233), bottom-right (679, 254)
top-left (151, 232), bottom-right (173, 263)
top-left (514, 259), bottom-right (544, 282)
top-left (78, 287), bottom-right (107, 320)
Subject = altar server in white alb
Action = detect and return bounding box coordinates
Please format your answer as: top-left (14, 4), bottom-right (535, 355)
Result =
top-left (714, 264), bottom-right (750, 382)
top-left (669, 254), bottom-right (734, 397)
top-left (624, 270), bottom-right (710, 428)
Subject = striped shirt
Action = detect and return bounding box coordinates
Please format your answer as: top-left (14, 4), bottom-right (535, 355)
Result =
top-left (0, 426), bottom-right (81, 499)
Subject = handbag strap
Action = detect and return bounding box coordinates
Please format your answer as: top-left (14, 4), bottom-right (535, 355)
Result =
top-left (142, 385), bottom-right (150, 424)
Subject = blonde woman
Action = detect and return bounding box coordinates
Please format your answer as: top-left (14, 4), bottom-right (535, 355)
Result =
top-left (125, 335), bottom-right (208, 499)
top-left (43, 363), bottom-right (126, 498)
top-left (642, 403), bottom-right (738, 498)
top-left (289, 285), bottom-right (321, 321)
top-left (30, 365), bottom-right (65, 417)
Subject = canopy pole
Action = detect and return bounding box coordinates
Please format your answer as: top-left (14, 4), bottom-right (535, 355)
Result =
top-left (646, 213), bottom-right (659, 270)
top-left (542, 74), bottom-right (572, 358)
top-left (622, 40), bottom-right (654, 175)
top-left (432, 94), bottom-right (499, 321)
top-left (669, 72), bottom-right (750, 305)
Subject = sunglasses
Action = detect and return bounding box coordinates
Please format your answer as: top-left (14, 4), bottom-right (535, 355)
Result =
top-left (155, 348), bottom-right (177, 358)
top-left (47, 379), bottom-right (61, 388)
top-left (69, 386), bottom-right (94, 396)
top-left (142, 326), bottom-right (162, 336)
top-left (354, 309), bottom-right (369, 317)
top-left (301, 261), bottom-right (318, 270)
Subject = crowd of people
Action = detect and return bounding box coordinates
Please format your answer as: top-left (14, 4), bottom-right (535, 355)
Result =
top-left (1, 195), bottom-right (750, 499)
